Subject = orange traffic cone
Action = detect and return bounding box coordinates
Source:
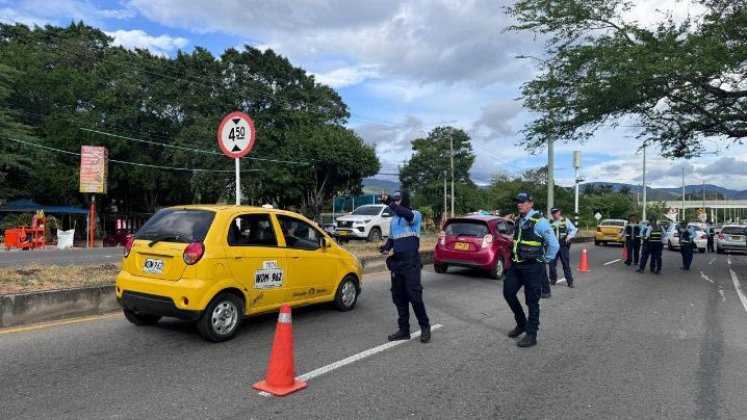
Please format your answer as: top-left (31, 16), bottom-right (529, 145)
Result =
top-left (622, 243), bottom-right (628, 261)
top-left (253, 304), bottom-right (307, 396)
top-left (578, 247), bottom-right (590, 272)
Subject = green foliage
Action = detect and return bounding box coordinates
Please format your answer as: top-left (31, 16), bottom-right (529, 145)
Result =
top-left (484, 166), bottom-right (574, 217)
top-left (506, 0), bottom-right (747, 158)
top-left (399, 126), bottom-right (484, 224)
top-left (0, 213), bottom-right (32, 229)
top-left (0, 22), bottom-right (377, 216)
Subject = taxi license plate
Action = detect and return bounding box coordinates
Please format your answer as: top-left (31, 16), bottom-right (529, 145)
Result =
top-left (454, 242), bottom-right (470, 251)
top-left (339, 231), bottom-right (348, 236)
top-left (143, 258), bottom-right (164, 274)
top-left (730, 235), bottom-right (743, 241)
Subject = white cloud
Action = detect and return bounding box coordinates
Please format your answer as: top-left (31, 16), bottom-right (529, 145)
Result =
top-left (1, 0), bottom-right (134, 27)
top-left (314, 65), bottom-right (380, 88)
top-left (105, 29), bottom-right (188, 57)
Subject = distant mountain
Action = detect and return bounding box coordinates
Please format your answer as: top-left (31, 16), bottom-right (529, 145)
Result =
top-left (581, 182), bottom-right (747, 200)
top-left (362, 178), bottom-right (400, 194)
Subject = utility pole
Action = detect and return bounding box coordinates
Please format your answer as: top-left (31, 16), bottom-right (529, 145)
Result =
top-left (443, 170), bottom-right (447, 225)
top-left (450, 134), bottom-right (455, 217)
top-left (573, 151), bottom-right (581, 225)
top-left (702, 181), bottom-right (706, 221)
top-left (547, 138), bottom-right (554, 216)
top-left (681, 167), bottom-right (685, 221)
top-left (642, 144), bottom-right (647, 221)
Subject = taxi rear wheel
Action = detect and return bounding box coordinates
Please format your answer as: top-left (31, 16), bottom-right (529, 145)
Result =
top-left (197, 293), bottom-right (244, 342)
top-left (434, 262), bottom-right (448, 273)
top-left (334, 276), bottom-right (359, 311)
top-left (123, 308), bottom-right (161, 326)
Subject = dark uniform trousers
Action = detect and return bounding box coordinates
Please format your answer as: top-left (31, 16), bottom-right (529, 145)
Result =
top-left (387, 252), bottom-right (429, 332)
top-left (680, 243), bottom-right (694, 269)
top-left (540, 263), bottom-right (550, 294)
top-left (625, 238), bottom-right (641, 265)
top-left (649, 242), bottom-right (663, 272)
top-left (503, 262), bottom-right (542, 336)
top-left (549, 242), bottom-right (573, 285)
top-left (707, 234), bottom-right (715, 252)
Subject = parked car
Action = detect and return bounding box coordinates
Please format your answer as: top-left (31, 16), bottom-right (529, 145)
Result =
top-left (103, 229), bottom-right (133, 247)
top-left (716, 224), bottom-right (747, 254)
top-left (433, 215), bottom-right (514, 279)
top-left (335, 204), bottom-right (393, 242)
top-left (665, 223), bottom-right (707, 253)
top-left (594, 219), bottom-right (626, 246)
top-left (116, 205), bottom-right (363, 342)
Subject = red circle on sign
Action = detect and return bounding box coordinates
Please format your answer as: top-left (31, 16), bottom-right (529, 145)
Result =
top-left (217, 111), bottom-right (256, 158)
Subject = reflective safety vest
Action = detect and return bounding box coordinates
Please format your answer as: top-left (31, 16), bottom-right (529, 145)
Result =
top-left (680, 227), bottom-right (692, 244)
top-left (512, 216), bottom-right (545, 263)
top-left (649, 228), bottom-right (663, 242)
top-left (553, 218), bottom-right (568, 240)
top-left (625, 223), bottom-right (641, 239)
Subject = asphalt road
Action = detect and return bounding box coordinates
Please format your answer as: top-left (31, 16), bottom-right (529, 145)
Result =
top-left (0, 247), bottom-right (123, 267)
top-left (2, 244), bottom-right (747, 419)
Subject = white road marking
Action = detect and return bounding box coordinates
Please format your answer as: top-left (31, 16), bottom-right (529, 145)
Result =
top-left (275, 324), bottom-right (446, 387)
top-left (728, 256), bottom-right (732, 265)
top-left (700, 271), bottom-right (714, 284)
top-left (719, 289), bottom-right (726, 303)
top-left (708, 258), bottom-right (715, 265)
top-left (556, 278), bottom-right (566, 284)
top-left (729, 270), bottom-right (747, 315)
top-left (604, 259), bottom-right (621, 266)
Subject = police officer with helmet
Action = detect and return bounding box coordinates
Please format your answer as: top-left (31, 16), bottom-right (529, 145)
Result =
top-left (549, 207), bottom-right (577, 288)
top-left (503, 192), bottom-right (560, 348)
top-left (379, 191), bottom-right (431, 343)
top-left (678, 219), bottom-right (697, 270)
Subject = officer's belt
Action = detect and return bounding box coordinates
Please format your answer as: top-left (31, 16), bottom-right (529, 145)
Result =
top-left (390, 251), bottom-right (420, 260)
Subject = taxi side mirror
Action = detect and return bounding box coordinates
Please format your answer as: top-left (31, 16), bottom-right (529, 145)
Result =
top-left (321, 237), bottom-right (332, 248)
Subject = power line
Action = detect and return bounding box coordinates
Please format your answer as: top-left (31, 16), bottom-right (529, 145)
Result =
top-left (3, 137), bottom-right (262, 173)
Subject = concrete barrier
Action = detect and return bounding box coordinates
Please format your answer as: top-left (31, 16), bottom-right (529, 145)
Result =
top-left (360, 250), bottom-right (434, 274)
top-left (0, 285), bottom-right (118, 329)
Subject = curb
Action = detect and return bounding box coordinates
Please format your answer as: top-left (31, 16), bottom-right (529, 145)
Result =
top-left (360, 250), bottom-right (435, 274)
top-left (0, 285), bottom-right (118, 329)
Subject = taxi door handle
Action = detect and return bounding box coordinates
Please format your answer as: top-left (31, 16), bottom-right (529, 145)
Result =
top-left (290, 256), bottom-right (300, 259)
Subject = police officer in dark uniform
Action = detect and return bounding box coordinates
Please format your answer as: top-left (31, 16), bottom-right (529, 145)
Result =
top-left (549, 207), bottom-right (578, 288)
top-left (678, 220), bottom-right (697, 270)
top-left (637, 215), bottom-right (664, 274)
top-left (503, 193), bottom-right (559, 348)
top-left (624, 214), bottom-right (641, 266)
top-left (379, 191), bottom-right (431, 343)
top-left (705, 220), bottom-right (715, 252)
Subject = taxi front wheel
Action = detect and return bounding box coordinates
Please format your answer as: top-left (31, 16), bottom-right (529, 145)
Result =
top-left (334, 276), bottom-right (359, 311)
top-left (198, 293), bottom-right (244, 342)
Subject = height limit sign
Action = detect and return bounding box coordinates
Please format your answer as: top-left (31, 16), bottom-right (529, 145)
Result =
top-left (218, 111), bottom-right (256, 205)
top-left (218, 111), bottom-right (255, 158)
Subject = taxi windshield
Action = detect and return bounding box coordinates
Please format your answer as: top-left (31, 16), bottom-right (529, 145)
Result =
top-left (136, 209), bottom-right (215, 243)
top-left (352, 206), bottom-right (382, 216)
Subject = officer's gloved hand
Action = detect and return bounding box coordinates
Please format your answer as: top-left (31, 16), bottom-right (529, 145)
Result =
top-left (378, 245), bottom-right (388, 255)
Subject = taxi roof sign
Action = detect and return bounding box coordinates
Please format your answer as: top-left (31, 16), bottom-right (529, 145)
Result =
top-left (218, 111), bottom-right (256, 159)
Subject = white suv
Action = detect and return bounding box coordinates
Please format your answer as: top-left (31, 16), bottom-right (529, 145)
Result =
top-left (335, 204), bottom-right (393, 242)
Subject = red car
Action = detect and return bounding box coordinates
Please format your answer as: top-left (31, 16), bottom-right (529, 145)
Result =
top-left (434, 215), bottom-right (514, 279)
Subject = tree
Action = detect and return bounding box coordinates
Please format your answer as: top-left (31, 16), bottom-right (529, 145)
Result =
top-left (399, 126), bottom-right (483, 224)
top-left (507, 0), bottom-right (747, 158)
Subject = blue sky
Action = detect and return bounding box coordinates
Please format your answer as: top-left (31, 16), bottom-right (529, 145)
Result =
top-left (3, 0), bottom-right (745, 189)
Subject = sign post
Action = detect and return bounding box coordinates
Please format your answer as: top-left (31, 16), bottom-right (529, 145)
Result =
top-left (80, 146), bottom-right (108, 248)
top-left (218, 112), bottom-right (256, 205)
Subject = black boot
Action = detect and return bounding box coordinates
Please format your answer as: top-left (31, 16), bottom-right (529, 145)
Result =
top-left (541, 291), bottom-right (551, 299)
top-left (420, 326), bottom-right (431, 343)
top-left (567, 282), bottom-right (575, 288)
top-left (507, 325), bottom-right (525, 338)
top-left (387, 330), bottom-right (410, 341)
top-left (517, 334), bottom-right (537, 347)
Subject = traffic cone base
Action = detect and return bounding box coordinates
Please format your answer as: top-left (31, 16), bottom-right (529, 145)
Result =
top-left (578, 247), bottom-right (590, 272)
top-left (622, 244), bottom-right (628, 260)
top-left (253, 379), bottom-right (307, 396)
top-left (253, 304), bottom-right (307, 397)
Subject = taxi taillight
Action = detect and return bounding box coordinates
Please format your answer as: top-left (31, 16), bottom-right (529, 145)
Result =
top-left (183, 242), bottom-right (205, 265)
top-left (438, 231), bottom-right (446, 246)
top-left (124, 235), bottom-right (134, 258)
top-left (481, 234), bottom-right (493, 249)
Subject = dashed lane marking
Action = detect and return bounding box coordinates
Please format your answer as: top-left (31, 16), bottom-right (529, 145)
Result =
top-left (729, 269), bottom-right (747, 315)
top-left (604, 259), bottom-right (621, 266)
top-left (700, 271), bottom-right (715, 284)
top-left (259, 324), bottom-right (445, 397)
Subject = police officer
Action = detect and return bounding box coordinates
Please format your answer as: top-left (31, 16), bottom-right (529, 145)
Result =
top-left (549, 207), bottom-right (577, 288)
top-left (678, 220), bottom-right (697, 270)
top-left (637, 216), bottom-right (664, 274)
top-left (705, 220), bottom-right (715, 253)
top-left (503, 192), bottom-right (560, 348)
top-left (624, 214), bottom-right (642, 266)
top-left (379, 191), bottom-right (431, 343)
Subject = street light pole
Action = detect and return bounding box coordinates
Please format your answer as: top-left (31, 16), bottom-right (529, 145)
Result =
top-left (573, 151), bottom-right (581, 224)
top-left (681, 167), bottom-right (685, 221)
top-left (642, 144), bottom-right (647, 221)
top-left (547, 138), bottom-right (554, 216)
top-left (450, 134), bottom-right (455, 218)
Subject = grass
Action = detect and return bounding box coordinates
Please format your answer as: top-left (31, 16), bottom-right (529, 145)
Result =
top-left (0, 235), bottom-right (440, 295)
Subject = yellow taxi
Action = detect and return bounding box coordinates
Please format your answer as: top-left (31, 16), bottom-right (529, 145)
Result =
top-left (115, 205), bottom-right (363, 342)
top-left (594, 219), bottom-right (627, 246)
